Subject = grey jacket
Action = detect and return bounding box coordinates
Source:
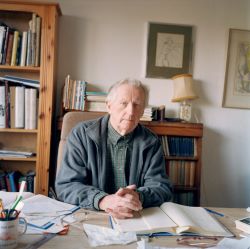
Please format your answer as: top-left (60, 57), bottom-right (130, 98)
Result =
top-left (55, 115), bottom-right (172, 209)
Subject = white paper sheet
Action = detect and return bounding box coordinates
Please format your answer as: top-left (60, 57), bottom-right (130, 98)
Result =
top-left (20, 194), bottom-right (79, 229)
top-left (83, 223), bottom-right (137, 247)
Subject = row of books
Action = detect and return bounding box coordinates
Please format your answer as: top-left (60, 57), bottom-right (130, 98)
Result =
top-left (0, 80), bottom-right (38, 129)
top-left (160, 136), bottom-right (197, 157)
top-left (173, 192), bottom-right (194, 206)
top-left (167, 160), bottom-right (195, 186)
top-left (0, 170), bottom-right (36, 193)
top-left (62, 75), bottom-right (108, 112)
top-left (63, 75), bottom-right (87, 111)
top-left (0, 13), bottom-right (41, 67)
top-left (140, 106), bottom-right (158, 121)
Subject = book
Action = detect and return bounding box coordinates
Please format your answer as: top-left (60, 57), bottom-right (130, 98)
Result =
top-left (20, 31), bottom-right (28, 66)
top-left (0, 25), bottom-right (6, 63)
top-left (10, 30), bottom-right (19, 66)
top-left (5, 30), bottom-right (14, 65)
top-left (25, 170), bottom-right (36, 193)
top-left (110, 202), bottom-right (233, 237)
top-left (0, 85), bottom-right (6, 128)
top-left (0, 149), bottom-right (35, 157)
top-left (7, 171), bottom-right (22, 192)
top-left (35, 16), bottom-right (41, 67)
top-left (15, 86), bottom-right (25, 128)
top-left (0, 75), bottom-right (39, 88)
top-left (0, 170), bottom-right (7, 191)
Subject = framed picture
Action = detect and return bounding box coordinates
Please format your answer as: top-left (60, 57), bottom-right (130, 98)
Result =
top-left (146, 23), bottom-right (193, 79)
top-left (222, 29), bottom-right (250, 109)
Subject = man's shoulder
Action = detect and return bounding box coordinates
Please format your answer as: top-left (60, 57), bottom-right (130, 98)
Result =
top-left (136, 124), bottom-right (159, 141)
top-left (72, 114), bottom-right (108, 134)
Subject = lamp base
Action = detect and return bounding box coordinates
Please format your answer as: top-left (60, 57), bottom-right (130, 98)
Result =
top-left (179, 102), bottom-right (192, 122)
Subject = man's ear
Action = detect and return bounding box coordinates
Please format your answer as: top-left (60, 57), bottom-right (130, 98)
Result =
top-left (106, 101), bottom-right (111, 114)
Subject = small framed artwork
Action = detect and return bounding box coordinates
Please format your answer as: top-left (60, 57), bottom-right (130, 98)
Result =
top-left (222, 29), bottom-right (250, 109)
top-left (146, 23), bottom-right (193, 79)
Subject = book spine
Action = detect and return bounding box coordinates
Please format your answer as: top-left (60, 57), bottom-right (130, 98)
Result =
top-left (35, 16), bottom-right (41, 67)
top-left (0, 25), bottom-right (6, 63)
top-left (1, 26), bottom-right (9, 65)
top-left (20, 31), bottom-right (28, 66)
top-left (0, 172), bottom-right (7, 191)
top-left (0, 85), bottom-right (6, 128)
top-left (24, 88), bottom-right (30, 129)
top-left (15, 86), bottom-right (25, 128)
top-left (26, 26), bottom-right (32, 66)
top-left (10, 30), bottom-right (19, 66)
top-left (29, 88), bottom-right (37, 129)
top-left (5, 32), bottom-right (14, 65)
top-left (31, 13), bottom-right (36, 67)
top-left (26, 170), bottom-right (35, 193)
top-left (8, 171), bottom-right (18, 192)
top-left (9, 86), bottom-right (16, 128)
top-left (4, 81), bottom-right (10, 128)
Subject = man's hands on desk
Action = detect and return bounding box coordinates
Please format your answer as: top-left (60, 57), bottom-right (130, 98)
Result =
top-left (99, 184), bottom-right (142, 219)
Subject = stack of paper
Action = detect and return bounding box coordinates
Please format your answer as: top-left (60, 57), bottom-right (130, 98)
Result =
top-left (1, 192), bottom-right (79, 234)
top-left (20, 194), bottom-right (79, 233)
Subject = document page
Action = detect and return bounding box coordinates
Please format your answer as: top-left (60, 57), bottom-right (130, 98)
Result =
top-left (112, 207), bottom-right (176, 234)
top-left (112, 211), bottom-right (149, 233)
top-left (21, 194), bottom-right (79, 228)
top-left (161, 202), bottom-right (233, 236)
top-left (141, 207), bottom-right (176, 232)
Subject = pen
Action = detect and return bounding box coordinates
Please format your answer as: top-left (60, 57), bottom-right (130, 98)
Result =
top-left (205, 208), bottom-right (224, 217)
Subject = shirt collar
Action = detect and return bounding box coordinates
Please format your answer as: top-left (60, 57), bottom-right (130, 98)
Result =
top-left (108, 122), bottom-right (134, 145)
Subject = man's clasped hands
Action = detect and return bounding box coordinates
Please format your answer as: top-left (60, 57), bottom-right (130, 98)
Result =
top-left (99, 184), bottom-right (142, 219)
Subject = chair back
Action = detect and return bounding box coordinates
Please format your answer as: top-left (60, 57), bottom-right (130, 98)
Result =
top-left (56, 111), bottom-right (105, 174)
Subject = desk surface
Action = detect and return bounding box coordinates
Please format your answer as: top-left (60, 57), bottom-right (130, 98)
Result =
top-left (18, 207), bottom-right (249, 249)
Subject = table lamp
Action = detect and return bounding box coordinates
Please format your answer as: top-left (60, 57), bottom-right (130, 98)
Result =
top-left (171, 74), bottom-right (198, 122)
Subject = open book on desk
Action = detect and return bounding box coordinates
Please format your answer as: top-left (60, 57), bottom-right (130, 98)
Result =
top-left (110, 202), bottom-right (233, 237)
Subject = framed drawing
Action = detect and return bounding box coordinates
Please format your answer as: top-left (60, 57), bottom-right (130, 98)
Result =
top-left (222, 29), bottom-right (250, 109)
top-left (146, 23), bottom-right (193, 79)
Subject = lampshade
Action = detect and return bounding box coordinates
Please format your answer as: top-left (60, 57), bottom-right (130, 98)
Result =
top-left (171, 74), bottom-right (198, 102)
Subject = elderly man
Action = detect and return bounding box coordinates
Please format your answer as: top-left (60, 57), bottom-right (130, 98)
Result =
top-left (55, 78), bottom-right (172, 219)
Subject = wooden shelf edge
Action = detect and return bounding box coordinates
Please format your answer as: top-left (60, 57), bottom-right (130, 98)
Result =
top-left (0, 65), bottom-right (40, 72)
top-left (0, 157), bottom-right (37, 161)
top-left (0, 128), bottom-right (38, 133)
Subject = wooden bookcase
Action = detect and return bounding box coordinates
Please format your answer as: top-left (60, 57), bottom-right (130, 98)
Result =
top-left (0, 1), bottom-right (61, 195)
top-left (141, 121), bottom-right (203, 206)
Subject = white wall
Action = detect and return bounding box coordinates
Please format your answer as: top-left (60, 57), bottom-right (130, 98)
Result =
top-left (53, 0), bottom-right (250, 207)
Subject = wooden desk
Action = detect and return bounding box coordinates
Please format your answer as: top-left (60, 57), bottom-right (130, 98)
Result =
top-left (18, 208), bottom-right (249, 249)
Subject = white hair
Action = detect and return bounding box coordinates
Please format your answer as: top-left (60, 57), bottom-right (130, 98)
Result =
top-left (106, 78), bottom-right (148, 107)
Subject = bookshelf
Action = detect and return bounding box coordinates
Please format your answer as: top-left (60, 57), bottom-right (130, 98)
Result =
top-left (140, 121), bottom-right (203, 206)
top-left (0, 2), bottom-right (61, 195)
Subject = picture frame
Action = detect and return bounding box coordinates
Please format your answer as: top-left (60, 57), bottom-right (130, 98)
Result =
top-left (146, 23), bottom-right (193, 79)
top-left (222, 29), bottom-right (250, 109)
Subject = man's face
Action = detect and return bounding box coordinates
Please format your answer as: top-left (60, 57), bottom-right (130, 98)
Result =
top-left (107, 84), bottom-right (145, 135)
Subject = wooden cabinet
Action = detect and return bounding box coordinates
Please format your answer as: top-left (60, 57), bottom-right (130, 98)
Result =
top-left (0, 1), bottom-right (61, 195)
top-left (141, 121), bottom-right (203, 206)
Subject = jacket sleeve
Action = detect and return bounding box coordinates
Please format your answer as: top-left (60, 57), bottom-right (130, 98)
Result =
top-left (55, 126), bottom-right (106, 209)
top-left (137, 138), bottom-right (173, 208)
